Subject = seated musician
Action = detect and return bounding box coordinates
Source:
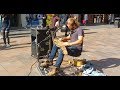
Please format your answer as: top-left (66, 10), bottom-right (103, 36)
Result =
top-left (40, 17), bottom-right (84, 76)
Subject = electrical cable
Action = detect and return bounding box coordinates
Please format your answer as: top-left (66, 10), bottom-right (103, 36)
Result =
top-left (28, 60), bottom-right (38, 76)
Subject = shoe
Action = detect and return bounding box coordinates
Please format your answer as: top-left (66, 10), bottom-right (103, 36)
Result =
top-left (40, 60), bottom-right (53, 68)
top-left (47, 66), bottom-right (60, 76)
top-left (6, 44), bottom-right (11, 47)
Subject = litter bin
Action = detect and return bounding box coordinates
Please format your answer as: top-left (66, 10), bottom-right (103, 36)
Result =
top-left (114, 17), bottom-right (120, 28)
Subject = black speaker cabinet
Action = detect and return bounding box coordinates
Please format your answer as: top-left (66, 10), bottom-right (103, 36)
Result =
top-left (31, 27), bottom-right (53, 59)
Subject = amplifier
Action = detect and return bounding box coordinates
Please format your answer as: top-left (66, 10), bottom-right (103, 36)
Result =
top-left (31, 27), bottom-right (53, 59)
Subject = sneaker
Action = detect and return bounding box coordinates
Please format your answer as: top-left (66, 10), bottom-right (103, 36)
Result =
top-left (6, 44), bottom-right (11, 47)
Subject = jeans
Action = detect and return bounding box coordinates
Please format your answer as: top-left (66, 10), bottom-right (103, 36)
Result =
top-left (1, 22), bottom-right (10, 45)
top-left (49, 44), bottom-right (82, 68)
top-left (1, 28), bottom-right (10, 45)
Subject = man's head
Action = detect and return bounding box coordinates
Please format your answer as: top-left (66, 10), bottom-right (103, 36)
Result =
top-left (66, 18), bottom-right (80, 30)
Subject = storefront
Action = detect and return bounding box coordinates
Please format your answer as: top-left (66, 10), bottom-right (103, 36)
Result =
top-left (78, 14), bottom-right (110, 24)
top-left (10, 14), bottom-right (117, 28)
top-left (1, 14), bottom-right (52, 28)
top-left (0, 14), bottom-right (21, 28)
top-left (20, 14), bottom-right (47, 28)
top-left (1, 14), bottom-right (21, 28)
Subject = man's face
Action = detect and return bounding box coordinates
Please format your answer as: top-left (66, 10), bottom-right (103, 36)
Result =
top-left (66, 21), bottom-right (74, 30)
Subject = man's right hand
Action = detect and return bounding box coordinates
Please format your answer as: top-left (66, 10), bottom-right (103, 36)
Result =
top-left (59, 38), bottom-right (68, 42)
top-left (59, 38), bottom-right (62, 41)
top-left (59, 38), bottom-right (67, 42)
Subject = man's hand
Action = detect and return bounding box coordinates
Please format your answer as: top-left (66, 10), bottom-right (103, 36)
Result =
top-left (59, 38), bottom-right (68, 42)
top-left (59, 35), bottom-right (71, 42)
top-left (62, 42), bottom-right (70, 46)
top-left (59, 38), bottom-right (62, 41)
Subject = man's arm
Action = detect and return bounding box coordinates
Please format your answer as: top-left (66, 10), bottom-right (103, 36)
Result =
top-left (62, 36), bottom-right (84, 46)
top-left (60, 35), bottom-right (71, 42)
top-left (68, 36), bottom-right (83, 46)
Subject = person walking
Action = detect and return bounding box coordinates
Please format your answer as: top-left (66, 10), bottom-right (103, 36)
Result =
top-left (1, 14), bottom-right (11, 47)
top-left (108, 14), bottom-right (112, 24)
top-left (0, 14), bottom-right (3, 39)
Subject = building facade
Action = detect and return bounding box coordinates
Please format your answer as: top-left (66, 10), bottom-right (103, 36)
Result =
top-left (78, 14), bottom-right (116, 24)
top-left (19, 14), bottom-right (114, 28)
top-left (4, 14), bottom-right (117, 28)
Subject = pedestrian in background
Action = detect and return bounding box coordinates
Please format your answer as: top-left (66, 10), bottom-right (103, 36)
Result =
top-left (0, 14), bottom-right (3, 39)
top-left (52, 14), bottom-right (60, 38)
top-left (108, 14), bottom-right (112, 24)
top-left (37, 14), bottom-right (44, 27)
top-left (1, 14), bottom-right (11, 47)
top-left (25, 14), bottom-right (30, 28)
top-left (52, 14), bottom-right (60, 28)
top-left (42, 14), bottom-right (47, 27)
top-left (83, 14), bottom-right (88, 26)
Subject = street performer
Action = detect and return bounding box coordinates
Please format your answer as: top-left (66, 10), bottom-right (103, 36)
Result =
top-left (40, 17), bottom-right (84, 76)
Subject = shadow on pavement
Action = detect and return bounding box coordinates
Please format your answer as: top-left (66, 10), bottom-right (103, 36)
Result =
top-left (0, 41), bottom-right (31, 50)
top-left (10, 28), bottom-right (30, 32)
top-left (90, 58), bottom-right (120, 73)
top-left (10, 33), bottom-right (30, 36)
top-left (10, 35), bottom-right (30, 38)
top-left (2, 46), bottom-right (31, 50)
top-left (0, 41), bottom-right (16, 44)
top-left (82, 50), bottom-right (89, 52)
top-left (11, 43), bottom-right (31, 47)
top-left (82, 29), bottom-right (89, 30)
top-left (84, 32), bottom-right (97, 34)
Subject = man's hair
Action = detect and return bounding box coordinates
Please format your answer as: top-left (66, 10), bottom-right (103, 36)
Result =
top-left (67, 18), bottom-right (80, 27)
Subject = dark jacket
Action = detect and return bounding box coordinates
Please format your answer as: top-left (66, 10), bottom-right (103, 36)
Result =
top-left (2, 14), bottom-right (10, 29)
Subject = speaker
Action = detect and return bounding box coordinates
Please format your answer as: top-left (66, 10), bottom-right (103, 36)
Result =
top-left (31, 27), bottom-right (53, 59)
